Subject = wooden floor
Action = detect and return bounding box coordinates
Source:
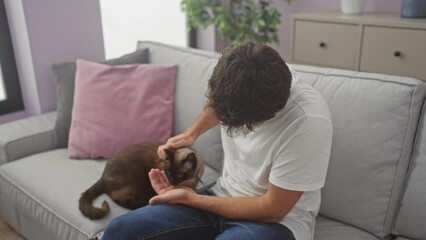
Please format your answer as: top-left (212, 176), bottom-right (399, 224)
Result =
top-left (0, 219), bottom-right (24, 240)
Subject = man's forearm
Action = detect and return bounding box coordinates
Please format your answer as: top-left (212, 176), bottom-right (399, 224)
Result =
top-left (149, 174), bottom-right (302, 223)
top-left (186, 194), bottom-right (284, 223)
top-left (186, 107), bottom-right (220, 138)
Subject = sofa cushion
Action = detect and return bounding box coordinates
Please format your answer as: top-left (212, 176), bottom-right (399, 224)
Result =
top-left (0, 149), bottom-right (126, 239)
top-left (52, 49), bottom-right (149, 149)
top-left (392, 101), bottom-right (426, 240)
top-left (68, 60), bottom-right (177, 159)
top-left (314, 216), bottom-right (379, 240)
top-left (291, 64), bottom-right (426, 238)
top-left (0, 112), bottom-right (56, 165)
top-left (0, 149), bottom-right (220, 240)
top-left (136, 41), bottom-right (224, 174)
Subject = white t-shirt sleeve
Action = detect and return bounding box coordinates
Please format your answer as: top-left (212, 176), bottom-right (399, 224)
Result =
top-left (269, 117), bottom-right (333, 192)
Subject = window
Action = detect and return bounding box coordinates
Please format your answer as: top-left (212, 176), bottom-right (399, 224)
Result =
top-left (0, 67), bottom-right (5, 101)
top-left (0, 0), bottom-right (24, 115)
top-left (100, 0), bottom-right (188, 59)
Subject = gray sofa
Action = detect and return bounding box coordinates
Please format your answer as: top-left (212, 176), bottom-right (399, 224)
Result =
top-left (0, 41), bottom-right (425, 240)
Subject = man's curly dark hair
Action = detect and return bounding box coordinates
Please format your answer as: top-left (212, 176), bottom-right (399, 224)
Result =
top-left (206, 42), bottom-right (292, 136)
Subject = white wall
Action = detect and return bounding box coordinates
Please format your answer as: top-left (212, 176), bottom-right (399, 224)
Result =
top-left (100, 0), bottom-right (187, 59)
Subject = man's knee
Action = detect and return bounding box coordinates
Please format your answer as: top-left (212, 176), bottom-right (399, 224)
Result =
top-left (217, 221), bottom-right (294, 240)
top-left (102, 215), bottom-right (127, 239)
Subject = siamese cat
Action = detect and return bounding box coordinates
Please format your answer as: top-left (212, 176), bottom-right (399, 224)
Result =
top-left (79, 142), bottom-right (204, 220)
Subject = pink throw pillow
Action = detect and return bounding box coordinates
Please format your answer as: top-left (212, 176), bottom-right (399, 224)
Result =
top-left (68, 59), bottom-right (177, 159)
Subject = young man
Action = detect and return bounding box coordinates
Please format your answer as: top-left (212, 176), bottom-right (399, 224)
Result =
top-left (102, 42), bottom-right (332, 240)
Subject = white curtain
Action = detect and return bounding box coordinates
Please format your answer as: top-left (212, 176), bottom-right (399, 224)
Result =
top-left (100, 0), bottom-right (187, 59)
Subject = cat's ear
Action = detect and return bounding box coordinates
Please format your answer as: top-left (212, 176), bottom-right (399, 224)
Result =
top-left (185, 153), bottom-right (197, 169)
top-left (164, 149), bottom-right (174, 160)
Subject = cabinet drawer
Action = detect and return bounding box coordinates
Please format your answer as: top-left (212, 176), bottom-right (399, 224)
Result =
top-left (292, 20), bottom-right (359, 69)
top-left (360, 26), bottom-right (426, 80)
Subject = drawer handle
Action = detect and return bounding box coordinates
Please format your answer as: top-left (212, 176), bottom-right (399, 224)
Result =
top-left (319, 42), bottom-right (326, 48)
top-left (394, 51), bottom-right (402, 57)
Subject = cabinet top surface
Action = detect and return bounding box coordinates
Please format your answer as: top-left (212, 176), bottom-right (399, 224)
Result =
top-left (293, 11), bottom-right (426, 29)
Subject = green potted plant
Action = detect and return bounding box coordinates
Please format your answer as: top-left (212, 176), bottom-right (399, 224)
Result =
top-left (181, 0), bottom-right (295, 45)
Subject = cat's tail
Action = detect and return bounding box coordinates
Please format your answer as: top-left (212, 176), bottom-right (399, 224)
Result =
top-left (79, 179), bottom-right (110, 220)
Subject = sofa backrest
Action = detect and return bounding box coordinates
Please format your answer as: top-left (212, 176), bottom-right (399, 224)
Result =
top-left (291, 64), bottom-right (426, 238)
top-left (136, 41), bottom-right (223, 173)
top-left (392, 100), bottom-right (426, 240)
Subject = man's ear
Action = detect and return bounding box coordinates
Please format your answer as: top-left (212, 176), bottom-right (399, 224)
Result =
top-left (164, 149), bottom-right (174, 160)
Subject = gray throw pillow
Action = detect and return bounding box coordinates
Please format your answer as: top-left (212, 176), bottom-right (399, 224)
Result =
top-left (52, 48), bottom-right (149, 148)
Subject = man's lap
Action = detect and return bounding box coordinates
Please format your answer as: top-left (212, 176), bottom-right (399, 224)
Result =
top-left (217, 219), bottom-right (295, 240)
top-left (102, 204), bottom-right (294, 240)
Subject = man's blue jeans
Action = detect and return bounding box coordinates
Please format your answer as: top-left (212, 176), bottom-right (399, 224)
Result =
top-left (101, 203), bottom-right (295, 240)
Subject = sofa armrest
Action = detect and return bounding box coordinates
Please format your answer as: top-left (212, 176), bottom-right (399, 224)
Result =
top-left (0, 112), bottom-right (57, 165)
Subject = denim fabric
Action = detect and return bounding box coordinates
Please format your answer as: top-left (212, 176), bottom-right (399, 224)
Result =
top-left (102, 204), bottom-right (295, 240)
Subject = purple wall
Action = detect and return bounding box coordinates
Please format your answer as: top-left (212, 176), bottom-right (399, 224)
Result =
top-left (197, 0), bottom-right (403, 59)
top-left (22, 0), bottom-right (105, 113)
top-left (0, 0), bottom-right (104, 124)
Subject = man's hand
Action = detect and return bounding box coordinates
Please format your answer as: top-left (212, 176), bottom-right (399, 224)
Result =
top-left (148, 168), bottom-right (196, 205)
top-left (148, 169), bottom-right (173, 195)
top-left (148, 170), bottom-right (302, 223)
top-left (157, 133), bottom-right (196, 159)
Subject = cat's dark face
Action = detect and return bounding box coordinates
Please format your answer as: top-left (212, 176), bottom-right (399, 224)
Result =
top-left (163, 148), bottom-right (200, 185)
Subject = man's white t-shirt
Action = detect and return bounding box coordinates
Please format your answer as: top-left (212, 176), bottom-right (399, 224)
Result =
top-left (211, 82), bottom-right (333, 240)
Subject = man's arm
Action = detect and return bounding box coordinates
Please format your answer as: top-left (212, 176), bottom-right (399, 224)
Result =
top-left (187, 183), bottom-right (302, 223)
top-left (185, 106), bottom-right (220, 140)
top-left (148, 169), bottom-right (303, 223)
top-left (158, 107), bottom-right (220, 158)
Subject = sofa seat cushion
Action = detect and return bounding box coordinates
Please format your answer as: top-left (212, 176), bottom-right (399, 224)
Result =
top-left (314, 216), bottom-right (379, 240)
top-left (0, 148), bottom-right (221, 240)
top-left (0, 149), bottom-right (128, 239)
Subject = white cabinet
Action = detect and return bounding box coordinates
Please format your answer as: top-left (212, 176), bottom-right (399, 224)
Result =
top-left (291, 12), bottom-right (426, 80)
